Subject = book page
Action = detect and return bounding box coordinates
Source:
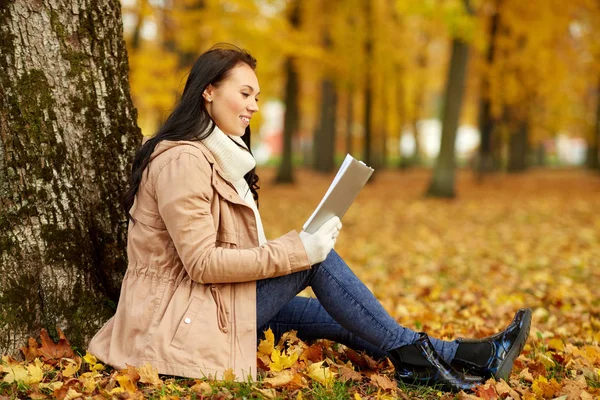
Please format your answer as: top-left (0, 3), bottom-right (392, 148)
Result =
top-left (303, 154), bottom-right (374, 234)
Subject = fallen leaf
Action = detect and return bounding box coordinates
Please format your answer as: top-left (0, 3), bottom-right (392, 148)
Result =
top-left (494, 379), bottom-right (521, 399)
top-left (473, 384), bottom-right (498, 400)
top-left (61, 358), bottom-right (81, 378)
top-left (270, 349), bottom-right (299, 372)
top-left (36, 328), bottom-right (75, 364)
top-left (306, 361), bottom-right (336, 387)
top-left (263, 370), bottom-right (294, 387)
top-left (338, 365), bottom-right (363, 382)
top-left (255, 387), bottom-right (276, 399)
top-left (190, 381), bottom-right (212, 395)
top-left (223, 367), bottom-right (236, 381)
top-left (369, 373), bottom-right (397, 391)
top-left (300, 344), bottom-right (323, 363)
top-left (137, 363), bottom-right (162, 385)
top-left (258, 328), bottom-right (275, 356)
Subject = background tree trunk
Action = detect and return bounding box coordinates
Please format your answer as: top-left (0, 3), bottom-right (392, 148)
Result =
top-left (276, 0), bottom-right (300, 183)
top-left (0, 0), bottom-right (139, 353)
top-left (426, 9), bottom-right (472, 198)
top-left (346, 90), bottom-right (354, 156)
top-left (507, 121), bottom-right (529, 172)
top-left (276, 57), bottom-right (299, 183)
top-left (477, 1), bottom-right (501, 175)
top-left (313, 78), bottom-right (337, 172)
top-left (587, 76), bottom-right (600, 170)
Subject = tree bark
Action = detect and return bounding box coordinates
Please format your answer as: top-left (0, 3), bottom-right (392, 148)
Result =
top-left (313, 78), bottom-right (337, 172)
top-left (346, 90), bottom-right (354, 156)
top-left (0, 0), bottom-right (139, 353)
top-left (275, 0), bottom-right (300, 183)
top-left (507, 121), bottom-right (529, 172)
top-left (426, 23), bottom-right (471, 197)
top-left (276, 57), bottom-right (299, 183)
top-left (587, 75), bottom-right (600, 170)
top-left (363, 1), bottom-right (374, 170)
top-left (477, 1), bottom-right (501, 175)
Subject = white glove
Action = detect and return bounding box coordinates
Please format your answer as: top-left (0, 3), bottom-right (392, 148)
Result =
top-left (299, 216), bottom-right (342, 265)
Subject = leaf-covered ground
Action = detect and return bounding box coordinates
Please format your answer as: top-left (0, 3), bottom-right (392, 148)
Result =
top-left (1, 168), bottom-right (599, 399)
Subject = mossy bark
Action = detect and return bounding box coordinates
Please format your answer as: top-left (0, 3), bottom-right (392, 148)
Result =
top-left (0, 0), bottom-right (140, 354)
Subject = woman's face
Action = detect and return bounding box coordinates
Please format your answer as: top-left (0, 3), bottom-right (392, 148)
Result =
top-left (203, 63), bottom-right (260, 136)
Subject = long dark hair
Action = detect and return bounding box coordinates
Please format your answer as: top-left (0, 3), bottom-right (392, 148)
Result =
top-left (123, 44), bottom-right (260, 221)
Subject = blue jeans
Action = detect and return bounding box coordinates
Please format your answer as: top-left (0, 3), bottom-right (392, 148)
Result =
top-left (256, 250), bottom-right (458, 362)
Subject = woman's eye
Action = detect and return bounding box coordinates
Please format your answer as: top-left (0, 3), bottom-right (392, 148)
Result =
top-left (241, 93), bottom-right (250, 97)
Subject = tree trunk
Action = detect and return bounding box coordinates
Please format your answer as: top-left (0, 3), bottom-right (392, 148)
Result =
top-left (346, 90), bottom-right (354, 156)
top-left (477, 1), bottom-right (501, 175)
top-left (363, 1), bottom-right (374, 170)
top-left (426, 29), bottom-right (471, 197)
top-left (507, 121), bottom-right (529, 172)
top-left (0, 0), bottom-right (139, 353)
top-left (587, 76), bottom-right (600, 170)
top-left (276, 0), bottom-right (300, 183)
top-left (313, 78), bottom-right (337, 172)
top-left (364, 77), bottom-right (373, 168)
top-left (275, 57), bottom-right (299, 183)
top-left (406, 34), bottom-right (430, 168)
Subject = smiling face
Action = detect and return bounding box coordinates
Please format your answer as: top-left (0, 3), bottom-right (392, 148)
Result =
top-left (203, 63), bottom-right (260, 136)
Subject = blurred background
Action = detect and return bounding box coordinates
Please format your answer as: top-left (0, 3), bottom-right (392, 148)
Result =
top-left (120, 0), bottom-right (599, 182)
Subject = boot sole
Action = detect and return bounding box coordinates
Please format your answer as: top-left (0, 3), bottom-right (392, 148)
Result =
top-left (494, 308), bottom-right (532, 380)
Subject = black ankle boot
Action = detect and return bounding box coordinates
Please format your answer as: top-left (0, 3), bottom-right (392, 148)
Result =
top-left (451, 308), bottom-right (532, 380)
top-left (388, 332), bottom-right (485, 392)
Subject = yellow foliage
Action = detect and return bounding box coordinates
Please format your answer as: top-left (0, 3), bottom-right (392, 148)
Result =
top-left (258, 328), bottom-right (275, 356)
top-left (306, 361), bottom-right (336, 387)
top-left (270, 349), bottom-right (299, 373)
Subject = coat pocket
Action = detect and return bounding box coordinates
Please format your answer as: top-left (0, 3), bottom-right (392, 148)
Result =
top-left (170, 297), bottom-right (204, 350)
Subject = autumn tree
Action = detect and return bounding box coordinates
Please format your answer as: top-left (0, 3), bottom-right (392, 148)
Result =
top-left (0, 0), bottom-right (139, 353)
top-left (476, 0), bottom-right (502, 174)
top-left (427, 0), bottom-right (474, 198)
top-left (276, 0), bottom-right (301, 183)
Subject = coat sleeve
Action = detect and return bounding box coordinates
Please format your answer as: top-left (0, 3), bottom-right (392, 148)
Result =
top-left (155, 151), bottom-right (311, 284)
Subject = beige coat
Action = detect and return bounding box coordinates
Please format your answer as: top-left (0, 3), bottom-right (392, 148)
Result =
top-left (88, 140), bottom-right (311, 380)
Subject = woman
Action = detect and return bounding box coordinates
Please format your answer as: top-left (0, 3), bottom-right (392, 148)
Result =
top-left (88, 44), bottom-right (531, 392)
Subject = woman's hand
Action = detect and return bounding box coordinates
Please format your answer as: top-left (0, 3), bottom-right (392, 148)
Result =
top-left (299, 216), bottom-right (342, 265)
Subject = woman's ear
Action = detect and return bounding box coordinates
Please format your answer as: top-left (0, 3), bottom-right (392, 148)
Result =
top-left (203, 85), bottom-right (214, 102)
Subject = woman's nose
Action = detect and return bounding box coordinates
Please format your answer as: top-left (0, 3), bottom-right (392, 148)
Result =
top-left (248, 99), bottom-right (259, 112)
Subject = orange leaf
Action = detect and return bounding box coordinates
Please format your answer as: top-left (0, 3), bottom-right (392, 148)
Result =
top-left (369, 374), bottom-right (397, 391)
top-left (37, 328), bottom-right (75, 364)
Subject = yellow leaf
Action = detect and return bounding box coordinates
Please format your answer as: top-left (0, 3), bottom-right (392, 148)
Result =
top-left (190, 381), bottom-right (212, 395)
top-left (109, 386), bottom-right (125, 395)
top-left (306, 361), bottom-right (336, 387)
top-left (263, 370), bottom-right (294, 387)
top-left (270, 349), bottom-right (299, 372)
top-left (138, 363), bottom-right (162, 385)
top-left (256, 387), bottom-right (277, 399)
top-left (64, 387), bottom-right (83, 400)
top-left (26, 360), bottom-right (43, 384)
top-left (80, 372), bottom-right (99, 393)
top-left (91, 363), bottom-right (105, 371)
top-left (223, 368), bottom-right (236, 381)
top-left (116, 374), bottom-right (137, 394)
top-left (548, 338), bottom-right (564, 352)
top-left (258, 328), bottom-right (275, 356)
top-left (354, 393), bottom-right (363, 400)
top-left (39, 381), bottom-right (63, 391)
top-left (61, 358), bottom-right (81, 377)
top-left (3, 365), bottom-right (28, 383)
top-left (83, 352), bottom-right (97, 366)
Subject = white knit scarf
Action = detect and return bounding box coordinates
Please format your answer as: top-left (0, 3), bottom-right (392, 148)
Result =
top-left (201, 126), bottom-right (267, 245)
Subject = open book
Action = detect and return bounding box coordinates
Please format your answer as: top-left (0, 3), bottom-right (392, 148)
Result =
top-left (303, 154), bottom-right (374, 234)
